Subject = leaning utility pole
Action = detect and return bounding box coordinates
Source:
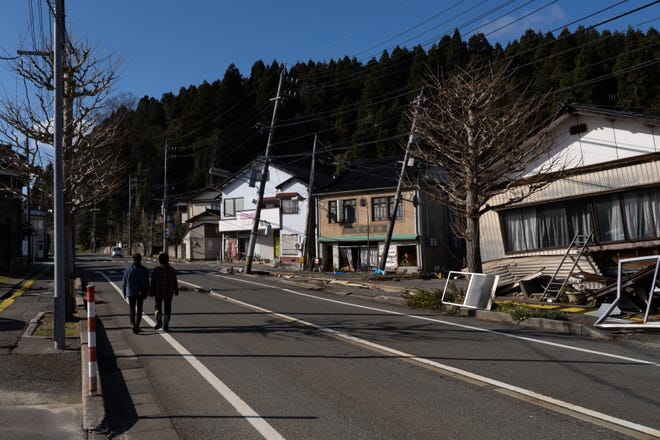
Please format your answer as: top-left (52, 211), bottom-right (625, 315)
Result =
top-left (303, 134), bottom-right (318, 270)
top-left (53, 0), bottom-right (65, 349)
top-left (245, 66), bottom-right (286, 274)
top-left (379, 88), bottom-right (423, 272)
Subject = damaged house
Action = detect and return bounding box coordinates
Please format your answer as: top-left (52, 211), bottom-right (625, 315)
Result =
top-left (480, 104), bottom-right (660, 306)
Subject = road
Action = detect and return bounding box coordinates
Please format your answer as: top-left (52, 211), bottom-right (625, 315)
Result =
top-left (79, 256), bottom-right (660, 439)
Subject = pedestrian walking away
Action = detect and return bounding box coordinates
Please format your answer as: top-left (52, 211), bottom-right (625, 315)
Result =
top-left (122, 253), bottom-right (150, 333)
top-left (150, 252), bottom-right (179, 331)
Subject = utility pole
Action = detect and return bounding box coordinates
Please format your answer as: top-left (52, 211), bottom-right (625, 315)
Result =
top-left (379, 88), bottom-right (424, 272)
top-left (245, 65), bottom-right (286, 274)
top-left (303, 134), bottom-right (318, 270)
top-left (162, 143), bottom-right (169, 255)
top-left (52, 0), bottom-right (65, 349)
top-left (91, 200), bottom-right (99, 253)
top-left (128, 175), bottom-right (136, 255)
top-left (24, 137), bottom-right (32, 269)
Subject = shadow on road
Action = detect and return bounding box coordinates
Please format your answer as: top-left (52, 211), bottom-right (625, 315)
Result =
top-left (96, 317), bottom-right (138, 436)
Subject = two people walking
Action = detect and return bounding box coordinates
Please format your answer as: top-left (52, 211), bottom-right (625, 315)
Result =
top-left (122, 252), bottom-right (179, 333)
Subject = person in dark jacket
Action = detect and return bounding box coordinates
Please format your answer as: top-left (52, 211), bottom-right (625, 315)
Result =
top-left (150, 252), bottom-right (179, 331)
top-left (122, 253), bottom-right (150, 334)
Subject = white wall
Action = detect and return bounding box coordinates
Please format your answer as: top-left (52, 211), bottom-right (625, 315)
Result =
top-left (525, 114), bottom-right (660, 176)
top-left (219, 162), bottom-right (311, 259)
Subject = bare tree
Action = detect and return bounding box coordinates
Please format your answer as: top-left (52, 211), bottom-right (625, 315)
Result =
top-left (0, 36), bottom-right (128, 316)
top-left (0, 38), bottom-right (128, 213)
top-left (410, 62), bottom-right (564, 273)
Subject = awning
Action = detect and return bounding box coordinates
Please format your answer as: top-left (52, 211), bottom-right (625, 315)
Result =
top-left (318, 234), bottom-right (417, 242)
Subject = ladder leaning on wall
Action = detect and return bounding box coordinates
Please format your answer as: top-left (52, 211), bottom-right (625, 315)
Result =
top-left (541, 230), bottom-right (594, 301)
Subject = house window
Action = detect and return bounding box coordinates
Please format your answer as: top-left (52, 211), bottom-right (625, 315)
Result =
top-left (372, 197), bottom-right (388, 221)
top-left (622, 190), bottom-right (658, 240)
top-left (342, 199), bottom-right (356, 223)
top-left (501, 202), bottom-right (590, 253)
top-left (224, 197), bottom-right (244, 217)
top-left (594, 195), bottom-right (624, 242)
top-left (282, 198), bottom-right (299, 214)
top-left (372, 196), bottom-right (402, 221)
top-left (388, 196), bottom-right (403, 220)
top-left (328, 200), bottom-right (337, 223)
top-left (500, 187), bottom-right (660, 253)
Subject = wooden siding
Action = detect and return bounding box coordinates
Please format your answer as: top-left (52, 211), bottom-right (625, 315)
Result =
top-left (491, 160), bottom-right (660, 207)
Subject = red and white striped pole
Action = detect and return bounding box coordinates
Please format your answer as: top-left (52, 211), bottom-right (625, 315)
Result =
top-left (86, 284), bottom-right (98, 396)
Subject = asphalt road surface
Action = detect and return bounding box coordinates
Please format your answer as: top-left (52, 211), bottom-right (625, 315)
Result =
top-left (81, 256), bottom-right (660, 439)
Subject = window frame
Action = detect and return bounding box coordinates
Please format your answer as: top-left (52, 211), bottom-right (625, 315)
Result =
top-left (281, 198), bottom-right (299, 215)
top-left (223, 197), bottom-right (244, 218)
top-left (341, 199), bottom-right (356, 223)
top-left (499, 186), bottom-right (660, 254)
top-left (328, 200), bottom-right (337, 223)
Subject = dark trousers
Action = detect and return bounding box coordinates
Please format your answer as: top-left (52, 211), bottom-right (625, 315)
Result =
top-left (154, 296), bottom-right (173, 316)
top-left (128, 296), bottom-right (144, 327)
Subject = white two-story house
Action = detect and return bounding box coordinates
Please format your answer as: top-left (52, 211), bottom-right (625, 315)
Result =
top-left (217, 159), bottom-right (322, 266)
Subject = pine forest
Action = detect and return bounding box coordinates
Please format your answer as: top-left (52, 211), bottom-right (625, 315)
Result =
top-left (87, 27), bottom-right (659, 246)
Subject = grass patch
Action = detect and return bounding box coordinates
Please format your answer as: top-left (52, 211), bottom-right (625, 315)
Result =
top-left (493, 302), bottom-right (568, 321)
top-left (407, 289), bottom-right (443, 310)
top-left (32, 312), bottom-right (80, 337)
top-left (406, 289), bottom-right (462, 315)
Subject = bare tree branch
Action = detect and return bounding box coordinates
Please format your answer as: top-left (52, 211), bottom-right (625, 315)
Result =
top-left (408, 61), bottom-right (565, 272)
top-left (0, 36), bottom-right (127, 213)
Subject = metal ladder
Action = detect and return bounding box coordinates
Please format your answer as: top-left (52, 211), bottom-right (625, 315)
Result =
top-left (541, 231), bottom-right (594, 301)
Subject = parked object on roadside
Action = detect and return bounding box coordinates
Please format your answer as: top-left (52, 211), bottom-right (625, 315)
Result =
top-left (122, 253), bottom-right (150, 334)
top-left (150, 253), bottom-right (179, 331)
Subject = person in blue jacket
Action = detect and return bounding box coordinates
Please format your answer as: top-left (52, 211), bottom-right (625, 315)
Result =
top-left (122, 253), bottom-right (150, 334)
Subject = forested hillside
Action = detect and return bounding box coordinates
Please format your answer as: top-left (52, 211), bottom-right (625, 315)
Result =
top-left (90, 26), bottom-right (659, 246)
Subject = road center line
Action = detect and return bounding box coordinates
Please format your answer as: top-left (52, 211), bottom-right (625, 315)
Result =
top-left (210, 275), bottom-right (660, 368)
top-left (98, 271), bottom-right (286, 440)
top-left (185, 276), bottom-right (660, 438)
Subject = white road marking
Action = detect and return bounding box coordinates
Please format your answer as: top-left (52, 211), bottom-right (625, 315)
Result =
top-left (97, 271), bottom-right (286, 440)
top-left (209, 275), bottom-right (660, 368)
top-left (189, 276), bottom-right (660, 438)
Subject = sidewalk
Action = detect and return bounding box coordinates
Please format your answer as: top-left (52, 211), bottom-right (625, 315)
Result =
top-left (0, 262), bottom-right (85, 440)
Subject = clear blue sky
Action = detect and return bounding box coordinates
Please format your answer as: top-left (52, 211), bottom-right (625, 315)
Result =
top-left (0, 1), bottom-right (657, 100)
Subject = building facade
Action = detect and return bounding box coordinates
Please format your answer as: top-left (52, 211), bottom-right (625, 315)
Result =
top-left (217, 160), bottom-right (317, 266)
top-left (0, 145), bottom-right (24, 273)
top-left (479, 104), bottom-right (660, 276)
top-left (180, 188), bottom-right (223, 260)
top-left (315, 160), bottom-right (456, 273)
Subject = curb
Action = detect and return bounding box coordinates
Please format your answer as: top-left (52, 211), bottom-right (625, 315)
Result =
top-left (22, 311), bottom-right (47, 338)
top-left (474, 310), bottom-right (613, 339)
